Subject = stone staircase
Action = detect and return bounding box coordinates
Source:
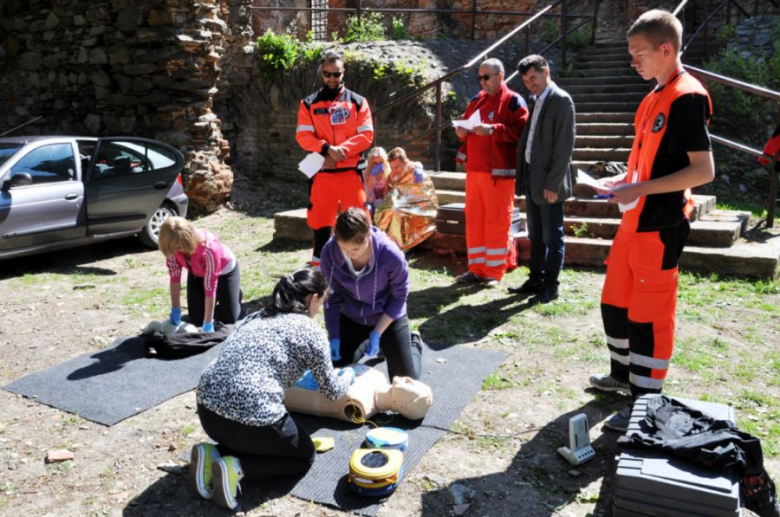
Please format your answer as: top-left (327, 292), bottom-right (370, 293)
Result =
top-left (273, 41), bottom-right (779, 278)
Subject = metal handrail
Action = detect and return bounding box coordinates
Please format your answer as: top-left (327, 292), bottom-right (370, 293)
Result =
top-left (373, 3), bottom-right (562, 171)
top-left (674, 0), bottom-right (780, 226)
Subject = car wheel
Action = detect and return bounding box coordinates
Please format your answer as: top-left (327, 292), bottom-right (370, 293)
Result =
top-left (139, 203), bottom-right (177, 249)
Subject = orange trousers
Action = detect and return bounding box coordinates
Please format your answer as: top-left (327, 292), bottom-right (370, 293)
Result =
top-left (465, 173), bottom-right (515, 281)
top-left (600, 220), bottom-right (689, 397)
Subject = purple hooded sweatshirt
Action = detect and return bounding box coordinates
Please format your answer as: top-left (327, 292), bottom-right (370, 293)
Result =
top-left (320, 227), bottom-right (409, 340)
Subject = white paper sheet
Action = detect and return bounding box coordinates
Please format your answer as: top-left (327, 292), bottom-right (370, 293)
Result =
top-left (576, 169), bottom-right (602, 188)
top-left (452, 110), bottom-right (482, 131)
top-left (298, 152), bottom-right (325, 178)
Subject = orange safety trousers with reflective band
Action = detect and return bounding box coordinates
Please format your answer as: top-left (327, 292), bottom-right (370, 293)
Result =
top-left (600, 221), bottom-right (689, 397)
top-left (465, 172), bottom-right (515, 281)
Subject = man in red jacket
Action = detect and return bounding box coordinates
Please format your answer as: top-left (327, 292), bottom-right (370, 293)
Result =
top-left (296, 50), bottom-right (374, 270)
top-left (454, 58), bottom-right (528, 287)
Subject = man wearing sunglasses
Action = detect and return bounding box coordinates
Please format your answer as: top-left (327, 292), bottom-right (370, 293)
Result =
top-left (453, 58), bottom-right (529, 288)
top-left (297, 50), bottom-right (374, 271)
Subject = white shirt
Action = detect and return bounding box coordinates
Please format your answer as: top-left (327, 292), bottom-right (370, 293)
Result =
top-left (525, 82), bottom-right (555, 165)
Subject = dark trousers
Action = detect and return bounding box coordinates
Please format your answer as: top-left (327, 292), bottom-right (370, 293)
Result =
top-left (333, 314), bottom-right (422, 380)
top-left (525, 188), bottom-right (565, 290)
top-left (197, 404), bottom-right (315, 479)
top-left (187, 263), bottom-right (241, 327)
top-left (312, 227), bottom-right (332, 266)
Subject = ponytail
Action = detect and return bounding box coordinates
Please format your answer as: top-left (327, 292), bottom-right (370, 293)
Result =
top-left (263, 269), bottom-right (327, 318)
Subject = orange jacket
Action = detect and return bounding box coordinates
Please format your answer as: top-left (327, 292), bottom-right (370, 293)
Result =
top-left (456, 83), bottom-right (528, 177)
top-left (296, 86), bottom-right (374, 172)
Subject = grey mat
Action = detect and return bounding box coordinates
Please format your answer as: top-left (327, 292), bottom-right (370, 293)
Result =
top-left (3, 336), bottom-right (224, 426)
top-left (264, 343), bottom-right (508, 516)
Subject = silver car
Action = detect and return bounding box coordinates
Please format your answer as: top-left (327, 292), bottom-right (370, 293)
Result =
top-left (0, 136), bottom-right (188, 260)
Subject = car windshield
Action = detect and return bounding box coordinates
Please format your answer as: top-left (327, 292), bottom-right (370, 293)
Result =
top-left (0, 144), bottom-right (23, 168)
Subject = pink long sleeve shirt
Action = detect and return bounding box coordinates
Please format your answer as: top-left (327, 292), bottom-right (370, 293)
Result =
top-left (166, 230), bottom-right (235, 297)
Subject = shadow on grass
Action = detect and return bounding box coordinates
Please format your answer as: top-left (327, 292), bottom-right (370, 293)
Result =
top-left (123, 467), bottom-right (296, 516)
top-left (421, 398), bottom-right (625, 516)
top-left (255, 238), bottom-right (310, 254)
top-left (0, 237), bottom-right (146, 280)
top-left (413, 286), bottom-right (537, 347)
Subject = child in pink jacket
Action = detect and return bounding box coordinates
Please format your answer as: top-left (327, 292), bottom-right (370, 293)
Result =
top-left (159, 217), bottom-right (241, 331)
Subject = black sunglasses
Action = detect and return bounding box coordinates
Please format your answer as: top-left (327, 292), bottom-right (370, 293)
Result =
top-left (322, 70), bottom-right (344, 78)
top-left (478, 73), bottom-right (498, 81)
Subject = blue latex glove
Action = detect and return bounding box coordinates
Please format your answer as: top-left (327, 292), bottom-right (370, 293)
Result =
top-left (339, 366), bottom-right (356, 385)
top-left (366, 331), bottom-right (381, 358)
top-left (330, 338), bottom-right (341, 361)
top-left (413, 164), bottom-right (424, 183)
top-left (202, 320), bottom-right (215, 333)
top-left (169, 307), bottom-right (182, 325)
top-left (370, 162), bottom-right (384, 177)
top-left (294, 370), bottom-right (319, 391)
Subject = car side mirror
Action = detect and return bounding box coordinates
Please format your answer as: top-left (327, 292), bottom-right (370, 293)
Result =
top-left (1, 172), bottom-right (33, 191)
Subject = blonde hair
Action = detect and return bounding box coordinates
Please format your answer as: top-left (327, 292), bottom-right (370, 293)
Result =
top-left (387, 147), bottom-right (408, 163)
top-left (159, 216), bottom-right (200, 256)
top-left (367, 147), bottom-right (390, 175)
top-left (627, 9), bottom-right (683, 52)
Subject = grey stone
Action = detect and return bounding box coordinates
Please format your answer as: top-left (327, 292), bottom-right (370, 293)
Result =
top-left (124, 63), bottom-right (157, 75)
top-left (108, 45), bottom-right (129, 65)
top-left (45, 11), bottom-right (60, 30)
top-left (117, 6), bottom-right (140, 32)
top-left (73, 15), bottom-right (86, 26)
top-left (77, 46), bottom-right (88, 64)
top-left (43, 30), bottom-right (56, 41)
top-left (19, 52), bottom-right (43, 71)
top-left (120, 116), bottom-right (136, 133)
top-left (449, 483), bottom-right (476, 505)
top-left (88, 48), bottom-right (108, 65)
top-left (84, 114), bottom-right (101, 134)
top-left (92, 70), bottom-right (111, 87)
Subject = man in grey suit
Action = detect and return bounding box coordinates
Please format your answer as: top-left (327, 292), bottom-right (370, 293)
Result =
top-left (508, 54), bottom-right (575, 304)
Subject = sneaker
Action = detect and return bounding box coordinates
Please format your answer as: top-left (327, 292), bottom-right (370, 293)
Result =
top-left (212, 456), bottom-right (244, 510)
top-left (455, 271), bottom-right (483, 284)
top-left (482, 277), bottom-right (500, 288)
top-left (190, 443), bottom-right (220, 499)
top-left (605, 405), bottom-right (632, 432)
top-left (589, 373), bottom-right (631, 396)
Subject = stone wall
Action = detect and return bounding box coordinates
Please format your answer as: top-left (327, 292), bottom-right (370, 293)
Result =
top-left (0, 0), bottom-right (253, 214)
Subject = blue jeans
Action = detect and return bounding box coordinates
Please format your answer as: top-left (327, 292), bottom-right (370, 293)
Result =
top-left (525, 190), bottom-right (565, 289)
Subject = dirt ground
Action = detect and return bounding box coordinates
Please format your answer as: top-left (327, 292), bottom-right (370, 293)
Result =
top-left (0, 177), bottom-right (777, 517)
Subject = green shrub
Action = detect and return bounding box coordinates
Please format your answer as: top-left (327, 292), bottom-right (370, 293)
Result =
top-left (566, 25), bottom-right (591, 50)
top-left (344, 12), bottom-right (386, 43)
top-left (255, 30), bottom-right (322, 78)
top-left (391, 16), bottom-right (410, 40)
top-left (256, 30), bottom-right (299, 78)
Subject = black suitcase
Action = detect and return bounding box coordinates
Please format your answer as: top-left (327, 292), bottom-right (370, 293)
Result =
top-left (435, 203), bottom-right (523, 235)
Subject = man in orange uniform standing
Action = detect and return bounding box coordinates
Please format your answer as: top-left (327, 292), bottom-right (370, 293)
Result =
top-left (454, 58), bottom-right (528, 287)
top-left (589, 10), bottom-right (715, 432)
top-left (296, 50), bottom-right (374, 270)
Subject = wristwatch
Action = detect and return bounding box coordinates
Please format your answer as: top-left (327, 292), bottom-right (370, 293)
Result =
top-left (488, 125), bottom-right (494, 135)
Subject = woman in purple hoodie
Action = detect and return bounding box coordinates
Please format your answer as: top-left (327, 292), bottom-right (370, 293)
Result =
top-left (320, 208), bottom-right (422, 380)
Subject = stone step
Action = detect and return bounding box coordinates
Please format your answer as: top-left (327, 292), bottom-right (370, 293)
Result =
top-left (571, 92), bottom-right (647, 103)
top-left (565, 84), bottom-right (650, 95)
top-left (421, 233), bottom-right (778, 279)
top-left (568, 67), bottom-right (638, 77)
top-left (576, 112), bottom-right (635, 123)
top-left (576, 134), bottom-right (635, 147)
top-left (556, 76), bottom-right (649, 86)
top-left (576, 102), bottom-right (642, 113)
top-left (576, 123), bottom-right (635, 136)
top-left (572, 147), bottom-right (631, 161)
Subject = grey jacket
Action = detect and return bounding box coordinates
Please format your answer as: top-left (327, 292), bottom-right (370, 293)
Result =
top-left (515, 83), bottom-right (576, 205)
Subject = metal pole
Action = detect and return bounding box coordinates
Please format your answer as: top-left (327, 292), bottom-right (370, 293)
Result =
top-left (357, 0), bottom-right (362, 24)
top-left (769, 152), bottom-right (778, 228)
top-left (704, 15), bottom-right (710, 60)
top-left (726, 0), bottom-right (731, 26)
top-left (525, 26), bottom-right (530, 56)
top-left (471, 0), bottom-right (477, 41)
top-left (434, 81), bottom-right (442, 171)
top-left (591, 0), bottom-right (600, 46)
top-left (561, 0), bottom-right (568, 69)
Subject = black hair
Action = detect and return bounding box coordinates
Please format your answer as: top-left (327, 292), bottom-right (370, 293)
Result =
top-left (263, 269), bottom-right (327, 318)
top-left (517, 54), bottom-right (549, 76)
top-left (334, 207), bottom-right (371, 243)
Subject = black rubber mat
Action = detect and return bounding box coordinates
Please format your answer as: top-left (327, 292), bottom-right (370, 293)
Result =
top-left (3, 336), bottom-right (225, 426)
top-left (264, 342), bottom-right (508, 516)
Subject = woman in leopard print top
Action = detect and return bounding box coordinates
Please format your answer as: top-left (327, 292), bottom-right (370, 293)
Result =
top-left (191, 269), bottom-right (355, 507)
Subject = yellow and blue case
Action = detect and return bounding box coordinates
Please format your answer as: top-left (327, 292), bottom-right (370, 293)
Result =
top-left (348, 448), bottom-right (404, 497)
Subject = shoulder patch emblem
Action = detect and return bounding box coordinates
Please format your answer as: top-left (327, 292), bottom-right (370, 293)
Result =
top-left (652, 113), bottom-right (666, 133)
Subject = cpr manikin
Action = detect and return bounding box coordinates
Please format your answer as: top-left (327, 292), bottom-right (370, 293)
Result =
top-left (284, 364), bottom-right (433, 422)
top-left (142, 318), bottom-right (198, 336)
